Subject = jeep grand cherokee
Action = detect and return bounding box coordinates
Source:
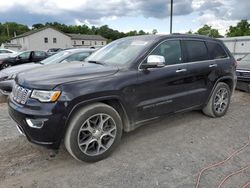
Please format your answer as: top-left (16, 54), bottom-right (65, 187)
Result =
top-left (8, 34), bottom-right (237, 162)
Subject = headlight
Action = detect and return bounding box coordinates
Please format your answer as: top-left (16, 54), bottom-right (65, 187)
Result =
top-left (31, 90), bottom-right (61, 102)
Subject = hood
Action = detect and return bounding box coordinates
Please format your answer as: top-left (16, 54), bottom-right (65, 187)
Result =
top-left (17, 61), bottom-right (119, 90)
top-left (1, 63), bottom-right (42, 76)
top-left (237, 61), bottom-right (250, 70)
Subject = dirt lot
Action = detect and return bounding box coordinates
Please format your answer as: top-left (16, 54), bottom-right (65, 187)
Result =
top-left (0, 91), bottom-right (250, 188)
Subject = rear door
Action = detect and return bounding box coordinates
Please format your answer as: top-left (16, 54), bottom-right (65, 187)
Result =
top-left (182, 40), bottom-right (221, 106)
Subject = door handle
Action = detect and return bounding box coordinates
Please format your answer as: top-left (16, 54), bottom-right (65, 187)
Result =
top-left (209, 64), bottom-right (218, 68)
top-left (176, 68), bottom-right (187, 73)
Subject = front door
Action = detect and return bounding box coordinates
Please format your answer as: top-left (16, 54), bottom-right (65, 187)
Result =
top-left (135, 39), bottom-right (191, 122)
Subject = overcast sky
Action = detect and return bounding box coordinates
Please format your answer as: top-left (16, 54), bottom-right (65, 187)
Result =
top-left (0, 0), bottom-right (250, 35)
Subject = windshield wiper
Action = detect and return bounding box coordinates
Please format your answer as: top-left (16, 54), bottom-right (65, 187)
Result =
top-left (87, 60), bottom-right (105, 65)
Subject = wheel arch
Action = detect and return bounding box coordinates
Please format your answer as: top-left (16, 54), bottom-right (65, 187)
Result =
top-left (205, 76), bottom-right (235, 105)
top-left (64, 96), bottom-right (131, 135)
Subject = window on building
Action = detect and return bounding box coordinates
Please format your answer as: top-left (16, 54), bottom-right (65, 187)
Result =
top-left (95, 41), bottom-right (97, 45)
top-left (183, 40), bottom-right (209, 62)
top-left (44, 37), bottom-right (48, 43)
top-left (74, 41), bottom-right (76, 45)
top-left (82, 41), bottom-right (85, 45)
top-left (102, 42), bottom-right (104, 45)
top-left (53, 38), bottom-right (57, 44)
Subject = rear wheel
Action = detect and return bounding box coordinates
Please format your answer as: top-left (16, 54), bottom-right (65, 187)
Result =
top-left (203, 82), bottom-right (231, 117)
top-left (64, 103), bottom-right (122, 162)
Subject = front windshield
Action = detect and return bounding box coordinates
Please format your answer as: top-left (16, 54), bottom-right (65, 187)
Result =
top-left (86, 37), bottom-right (155, 65)
top-left (40, 51), bottom-right (71, 65)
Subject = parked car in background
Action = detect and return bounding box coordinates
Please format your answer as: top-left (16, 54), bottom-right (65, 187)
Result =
top-left (236, 54), bottom-right (250, 92)
top-left (0, 49), bottom-right (16, 60)
top-left (47, 48), bottom-right (62, 56)
top-left (0, 51), bottom-right (48, 70)
top-left (8, 35), bottom-right (236, 162)
top-left (0, 48), bottom-right (96, 95)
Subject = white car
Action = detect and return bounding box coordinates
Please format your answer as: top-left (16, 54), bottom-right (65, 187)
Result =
top-left (0, 49), bottom-right (16, 60)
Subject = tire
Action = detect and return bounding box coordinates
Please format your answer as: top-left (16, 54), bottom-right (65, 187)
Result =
top-left (202, 82), bottom-right (231, 118)
top-left (64, 103), bottom-right (123, 162)
top-left (1, 62), bottom-right (11, 69)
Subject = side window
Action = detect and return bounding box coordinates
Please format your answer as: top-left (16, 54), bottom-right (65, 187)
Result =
top-left (19, 52), bottom-right (31, 59)
top-left (207, 42), bottom-right (228, 59)
top-left (34, 51), bottom-right (46, 58)
top-left (1, 50), bottom-right (12, 53)
top-left (149, 40), bottom-right (182, 65)
top-left (64, 52), bottom-right (90, 62)
top-left (184, 40), bottom-right (209, 62)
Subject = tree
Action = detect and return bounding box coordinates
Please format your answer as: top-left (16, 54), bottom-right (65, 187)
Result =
top-left (152, 29), bottom-right (158, 35)
top-left (226, 20), bottom-right (250, 37)
top-left (32, 23), bottom-right (45, 30)
top-left (186, 30), bottom-right (193, 34)
top-left (196, 25), bottom-right (222, 38)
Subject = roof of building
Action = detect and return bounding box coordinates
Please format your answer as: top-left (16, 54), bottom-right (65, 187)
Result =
top-left (67, 33), bottom-right (107, 41)
top-left (11, 26), bottom-right (70, 39)
top-left (11, 26), bottom-right (107, 41)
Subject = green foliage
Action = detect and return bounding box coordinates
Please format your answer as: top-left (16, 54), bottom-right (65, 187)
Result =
top-left (226, 20), bottom-right (250, 37)
top-left (0, 21), bottom-right (149, 45)
top-left (0, 22), bottom-right (29, 44)
top-left (152, 29), bottom-right (158, 35)
top-left (196, 24), bottom-right (222, 38)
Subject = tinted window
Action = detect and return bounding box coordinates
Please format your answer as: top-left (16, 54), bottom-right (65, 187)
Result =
top-left (207, 42), bottom-right (228, 59)
top-left (64, 52), bottom-right (90, 62)
top-left (0, 50), bottom-right (12, 54)
top-left (19, 52), bottom-right (31, 59)
top-left (34, 51), bottom-right (46, 57)
top-left (184, 40), bottom-right (209, 62)
top-left (149, 40), bottom-right (182, 65)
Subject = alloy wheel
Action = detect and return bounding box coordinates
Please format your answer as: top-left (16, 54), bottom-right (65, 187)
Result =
top-left (213, 88), bottom-right (229, 114)
top-left (77, 113), bottom-right (117, 156)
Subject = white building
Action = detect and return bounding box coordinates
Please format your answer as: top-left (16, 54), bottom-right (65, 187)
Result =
top-left (4, 27), bottom-right (107, 51)
top-left (220, 36), bottom-right (250, 59)
top-left (68, 34), bottom-right (107, 47)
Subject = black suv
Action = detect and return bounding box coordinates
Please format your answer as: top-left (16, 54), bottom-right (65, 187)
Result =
top-left (8, 35), bottom-right (237, 162)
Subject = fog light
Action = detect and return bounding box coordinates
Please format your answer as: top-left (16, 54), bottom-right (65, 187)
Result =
top-left (26, 118), bottom-right (46, 129)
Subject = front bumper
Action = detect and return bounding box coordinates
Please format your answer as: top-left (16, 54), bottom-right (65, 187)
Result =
top-left (8, 95), bottom-right (67, 149)
top-left (0, 79), bottom-right (14, 96)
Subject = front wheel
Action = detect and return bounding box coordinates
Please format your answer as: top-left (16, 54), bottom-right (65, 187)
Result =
top-left (1, 62), bottom-right (11, 69)
top-left (202, 82), bottom-right (231, 118)
top-left (64, 103), bottom-right (123, 162)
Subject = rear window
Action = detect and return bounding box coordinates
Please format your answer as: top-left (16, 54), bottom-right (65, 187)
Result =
top-left (207, 42), bottom-right (228, 59)
top-left (183, 40), bottom-right (209, 62)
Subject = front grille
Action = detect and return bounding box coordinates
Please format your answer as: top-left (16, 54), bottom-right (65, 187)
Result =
top-left (237, 70), bottom-right (250, 78)
top-left (12, 84), bottom-right (31, 104)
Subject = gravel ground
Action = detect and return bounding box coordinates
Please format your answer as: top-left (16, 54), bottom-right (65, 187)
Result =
top-left (0, 91), bottom-right (250, 188)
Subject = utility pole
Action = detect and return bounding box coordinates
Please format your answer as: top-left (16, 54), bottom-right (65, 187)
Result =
top-left (6, 24), bottom-right (10, 37)
top-left (170, 0), bottom-right (173, 34)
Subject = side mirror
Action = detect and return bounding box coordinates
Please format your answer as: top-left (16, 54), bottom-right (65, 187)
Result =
top-left (16, 56), bottom-right (21, 60)
top-left (140, 55), bottom-right (165, 69)
top-left (237, 58), bottom-right (242, 61)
